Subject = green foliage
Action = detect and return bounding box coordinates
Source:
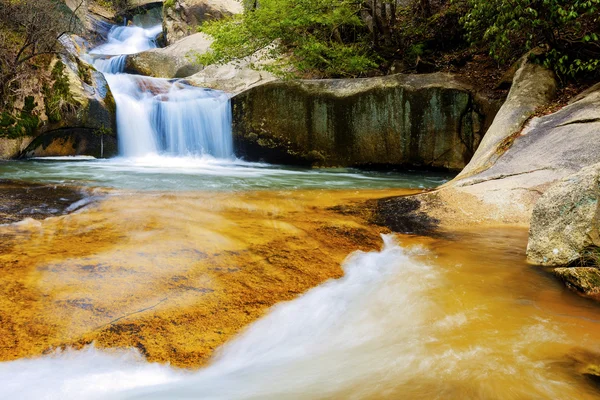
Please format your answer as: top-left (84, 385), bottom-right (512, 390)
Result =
top-left (197, 0), bottom-right (377, 78)
top-left (43, 60), bottom-right (76, 124)
top-left (460, 0), bottom-right (600, 78)
top-left (163, 0), bottom-right (176, 9)
top-left (0, 96), bottom-right (40, 138)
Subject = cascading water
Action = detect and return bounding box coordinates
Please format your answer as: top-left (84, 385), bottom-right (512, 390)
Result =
top-left (89, 25), bottom-right (233, 158)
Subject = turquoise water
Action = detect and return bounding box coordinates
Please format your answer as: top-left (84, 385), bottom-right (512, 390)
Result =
top-left (0, 156), bottom-right (453, 191)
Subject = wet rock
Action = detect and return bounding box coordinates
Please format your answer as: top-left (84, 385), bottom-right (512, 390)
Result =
top-left (163, 0), bottom-right (243, 44)
top-left (0, 180), bottom-right (89, 224)
top-left (553, 267), bottom-right (600, 298)
top-left (372, 196), bottom-right (440, 236)
top-left (21, 52), bottom-right (118, 159)
top-left (125, 32), bottom-right (210, 78)
top-left (527, 164), bottom-right (600, 266)
top-left (232, 73), bottom-right (501, 168)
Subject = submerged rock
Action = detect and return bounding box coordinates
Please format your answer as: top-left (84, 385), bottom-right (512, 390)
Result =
top-left (163, 0), bottom-right (243, 44)
top-left (0, 180), bottom-right (89, 225)
top-left (527, 164), bottom-right (600, 266)
top-left (232, 73), bottom-right (501, 168)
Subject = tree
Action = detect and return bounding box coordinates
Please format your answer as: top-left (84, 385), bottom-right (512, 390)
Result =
top-left (197, 0), bottom-right (378, 78)
top-left (461, 0), bottom-right (600, 78)
top-left (0, 0), bottom-right (84, 107)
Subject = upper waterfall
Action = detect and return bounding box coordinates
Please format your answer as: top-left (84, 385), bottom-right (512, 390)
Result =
top-left (89, 24), bottom-right (233, 159)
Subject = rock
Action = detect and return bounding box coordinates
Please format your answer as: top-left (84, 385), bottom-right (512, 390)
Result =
top-left (185, 46), bottom-right (278, 93)
top-left (163, 0), bottom-right (243, 44)
top-left (527, 164), bottom-right (600, 266)
top-left (231, 73), bottom-right (501, 168)
top-left (0, 137), bottom-right (35, 160)
top-left (56, 55), bottom-right (117, 133)
top-left (21, 128), bottom-right (118, 158)
top-left (0, 180), bottom-right (90, 225)
top-left (19, 53), bottom-right (118, 159)
top-left (456, 52), bottom-right (558, 180)
top-left (125, 32), bottom-right (211, 78)
top-left (399, 59), bottom-right (600, 228)
top-left (553, 267), bottom-right (600, 298)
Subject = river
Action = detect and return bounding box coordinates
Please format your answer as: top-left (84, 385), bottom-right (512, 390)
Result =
top-left (0, 20), bottom-right (600, 400)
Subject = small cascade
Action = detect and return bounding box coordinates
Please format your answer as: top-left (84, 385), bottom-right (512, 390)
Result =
top-left (89, 24), bottom-right (233, 158)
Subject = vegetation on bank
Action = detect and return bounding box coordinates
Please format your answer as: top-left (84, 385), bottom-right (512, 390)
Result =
top-left (198, 0), bottom-right (600, 82)
top-left (0, 0), bottom-right (82, 137)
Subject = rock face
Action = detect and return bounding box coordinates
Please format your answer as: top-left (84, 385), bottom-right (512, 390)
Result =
top-left (19, 45), bottom-right (118, 159)
top-left (56, 54), bottom-right (116, 130)
top-left (455, 54), bottom-right (558, 180)
top-left (231, 73), bottom-right (501, 168)
top-left (0, 137), bottom-right (35, 160)
top-left (125, 32), bottom-right (210, 78)
top-left (527, 164), bottom-right (600, 266)
top-left (163, 0), bottom-right (243, 44)
top-left (393, 58), bottom-right (600, 228)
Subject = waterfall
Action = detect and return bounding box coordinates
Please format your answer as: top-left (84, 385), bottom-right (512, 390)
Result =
top-left (89, 25), bottom-right (233, 159)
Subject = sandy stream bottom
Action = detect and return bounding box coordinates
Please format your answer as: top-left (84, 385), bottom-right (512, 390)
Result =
top-left (1, 188), bottom-right (600, 399)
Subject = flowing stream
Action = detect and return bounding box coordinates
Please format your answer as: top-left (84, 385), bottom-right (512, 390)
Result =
top-left (1, 20), bottom-right (600, 400)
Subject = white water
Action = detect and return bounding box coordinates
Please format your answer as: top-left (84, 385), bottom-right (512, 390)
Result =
top-left (0, 236), bottom-right (587, 399)
top-left (90, 25), bottom-right (232, 158)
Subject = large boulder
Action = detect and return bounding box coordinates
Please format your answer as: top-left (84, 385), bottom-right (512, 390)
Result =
top-left (378, 55), bottom-right (600, 230)
top-left (20, 46), bottom-right (118, 159)
top-left (185, 46), bottom-right (278, 93)
top-left (163, 0), bottom-right (243, 44)
top-left (455, 52), bottom-right (557, 180)
top-left (125, 32), bottom-right (211, 78)
top-left (56, 54), bottom-right (116, 133)
top-left (527, 164), bottom-right (600, 266)
top-left (385, 56), bottom-right (595, 229)
top-left (231, 73), bottom-right (502, 168)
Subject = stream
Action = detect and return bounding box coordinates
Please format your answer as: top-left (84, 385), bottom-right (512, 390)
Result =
top-left (1, 21), bottom-right (600, 400)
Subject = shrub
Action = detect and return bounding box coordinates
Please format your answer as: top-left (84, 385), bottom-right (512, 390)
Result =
top-left (196, 0), bottom-right (377, 78)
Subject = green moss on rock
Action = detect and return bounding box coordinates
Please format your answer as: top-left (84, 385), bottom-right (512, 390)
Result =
top-left (232, 73), bottom-right (501, 169)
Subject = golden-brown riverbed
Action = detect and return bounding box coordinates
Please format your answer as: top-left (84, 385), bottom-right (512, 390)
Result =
top-left (0, 188), bottom-right (414, 367)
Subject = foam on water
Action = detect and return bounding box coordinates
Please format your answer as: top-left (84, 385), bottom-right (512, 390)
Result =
top-left (0, 157), bottom-right (450, 191)
top-left (0, 236), bottom-right (585, 399)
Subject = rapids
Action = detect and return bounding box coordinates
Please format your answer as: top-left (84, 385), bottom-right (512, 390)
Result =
top-left (1, 17), bottom-right (600, 400)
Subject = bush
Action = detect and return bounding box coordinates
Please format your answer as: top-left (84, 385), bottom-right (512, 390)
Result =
top-left (460, 0), bottom-right (600, 78)
top-left (43, 60), bottom-right (76, 124)
top-left (197, 0), bottom-right (377, 78)
top-left (0, 96), bottom-right (40, 138)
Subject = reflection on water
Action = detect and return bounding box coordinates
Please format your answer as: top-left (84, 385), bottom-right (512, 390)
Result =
top-left (1, 190), bottom-right (600, 398)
